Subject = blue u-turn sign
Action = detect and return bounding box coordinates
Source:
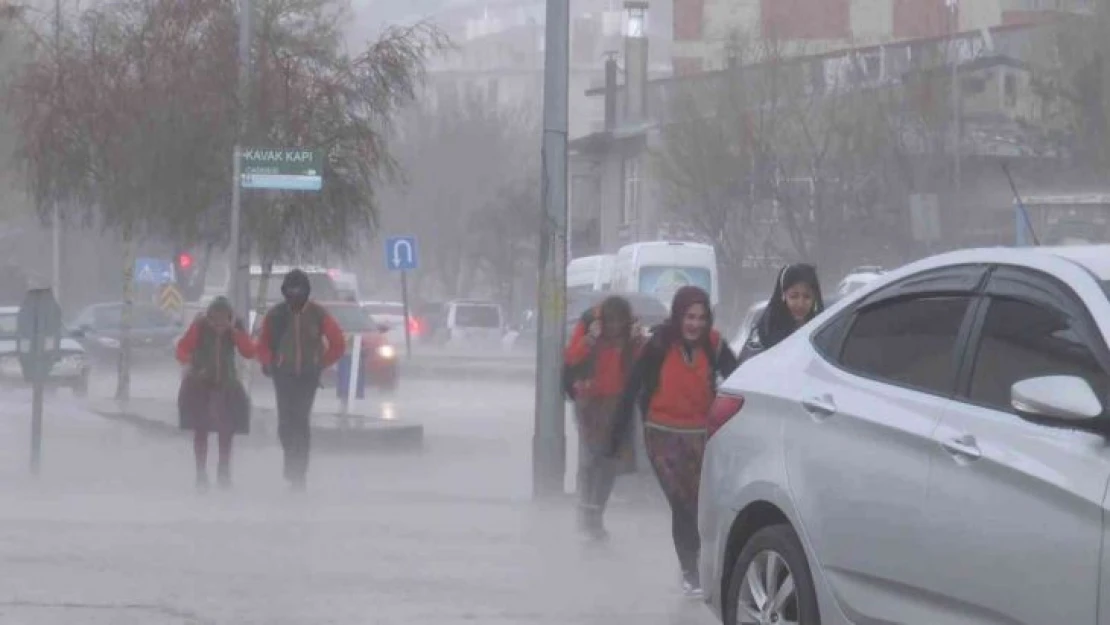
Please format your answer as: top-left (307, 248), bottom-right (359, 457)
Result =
top-left (385, 236), bottom-right (418, 271)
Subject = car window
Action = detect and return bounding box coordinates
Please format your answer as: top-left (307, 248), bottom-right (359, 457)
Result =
top-left (839, 296), bottom-right (971, 395)
top-left (328, 306), bottom-right (375, 333)
top-left (93, 306), bottom-right (121, 328)
top-left (0, 313), bottom-right (16, 337)
top-left (968, 297), bottom-right (1107, 412)
top-left (454, 304), bottom-right (501, 328)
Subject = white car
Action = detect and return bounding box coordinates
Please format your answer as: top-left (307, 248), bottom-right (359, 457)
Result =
top-left (833, 265), bottom-right (884, 300)
top-left (700, 245), bottom-right (1110, 625)
top-left (730, 300), bottom-right (767, 354)
top-left (360, 300), bottom-right (412, 345)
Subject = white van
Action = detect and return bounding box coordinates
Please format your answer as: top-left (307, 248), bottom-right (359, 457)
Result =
top-left (610, 241), bottom-right (719, 308)
top-left (566, 255), bottom-right (614, 295)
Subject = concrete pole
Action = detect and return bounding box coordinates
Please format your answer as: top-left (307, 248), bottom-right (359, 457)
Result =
top-left (51, 0), bottom-right (61, 305)
top-left (228, 0), bottom-right (251, 316)
top-left (948, 0), bottom-right (961, 240)
top-left (532, 0), bottom-right (570, 499)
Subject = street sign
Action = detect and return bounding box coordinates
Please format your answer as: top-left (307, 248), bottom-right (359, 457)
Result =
top-left (159, 283), bottom-right (184, 315)
top-left (239, 148), bottom-right (322, 191)
top-left (17, 288), bottom-right (63, 476)
top-left (135, 257), bottom-right (174, 285)
top-left (385, 236), bottom-right (418, 271)
top-left (384, 236), bottom-right (417, 358)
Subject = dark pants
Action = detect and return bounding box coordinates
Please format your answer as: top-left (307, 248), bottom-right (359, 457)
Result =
top-left (644, 424), bottom-right (706, 578)
top-left (274, 372), bottom-right (319, 485)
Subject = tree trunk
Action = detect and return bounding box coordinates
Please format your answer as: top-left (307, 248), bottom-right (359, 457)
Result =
top-left (114, 222), bottom-right (135, 401)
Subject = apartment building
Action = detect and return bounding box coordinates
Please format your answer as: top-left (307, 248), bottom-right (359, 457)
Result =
top-left (671, 0), bottom-right (1093, 74)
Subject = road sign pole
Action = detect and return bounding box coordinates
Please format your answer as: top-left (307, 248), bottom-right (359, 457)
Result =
top-left (29, 309), bottom-right (42, 477)
top-left (400, 270), bottom-right (412, 359)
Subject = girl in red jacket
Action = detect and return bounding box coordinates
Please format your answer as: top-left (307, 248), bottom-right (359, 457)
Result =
top-left (176, 297), bottom-right (255, 490)
top-left (564, 295), bottom-right (645, 541)
top-left (611, 286), bottom-right (739, 597)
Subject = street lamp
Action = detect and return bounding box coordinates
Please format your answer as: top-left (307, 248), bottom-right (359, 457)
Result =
top-left (624, 1), bottom-right (647, 38)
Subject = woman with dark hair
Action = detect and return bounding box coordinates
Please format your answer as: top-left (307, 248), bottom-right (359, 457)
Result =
top-left (564, 295), bottom-right (646, 541)
top-left (176, 296), bottom-right (254, 490)
top-left (740, 263), bottom-right (825, 362)
top-left (610, 285), bottom-right (739, 597)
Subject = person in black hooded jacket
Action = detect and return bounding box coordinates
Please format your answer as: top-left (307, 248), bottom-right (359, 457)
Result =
top-left (739, 263), bottom-right (825, 362)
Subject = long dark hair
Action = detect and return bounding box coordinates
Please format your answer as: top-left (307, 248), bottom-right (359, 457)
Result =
top-left (597, 295), bottom-right (636, 369)
top-left (654, 285), bottom-right (713, 349)
top-left (755, 263), bottom-right (824, 350)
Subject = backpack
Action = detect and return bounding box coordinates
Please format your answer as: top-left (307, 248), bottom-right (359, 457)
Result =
top-left (265, 302), bottom-right (324, 371)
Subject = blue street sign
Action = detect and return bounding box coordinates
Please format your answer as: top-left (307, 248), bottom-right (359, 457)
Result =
top-left (385, 236), bottom-right (418, 271)
top-left (135, 257), bottom-right (174, 285)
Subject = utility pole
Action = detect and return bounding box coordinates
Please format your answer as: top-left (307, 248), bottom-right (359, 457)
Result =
top-left (51, 0), bottom-right (61, 305)
top-left (948, 0), bottom-right (961, 238)
top-left (533, 0), bottom-right (570, 499)
top-left (228, 0), bottom-right (251, 316)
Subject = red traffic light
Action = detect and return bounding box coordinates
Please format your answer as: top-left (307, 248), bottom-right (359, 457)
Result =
top-left (177, 253), bottom-right (193, 270)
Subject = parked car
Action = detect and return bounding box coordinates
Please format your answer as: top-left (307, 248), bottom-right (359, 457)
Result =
top-left (729, 300), bottom-right (767, 354)
top-left (360, 300), bottom-right (419, 345)
top-left (433, 300), bottom-right (504, 348)
top-left (0, 306), bottom-right (90, 396)
top-left (70, 302), bottom-right (182, 363)
top-left (320, 302), bottom-right (398, 391)
top-left (700, 245), bottom-right (1110, 625)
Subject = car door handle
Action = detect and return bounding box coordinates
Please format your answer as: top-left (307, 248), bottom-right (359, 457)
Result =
top-left (940, 434), bottom-right (982, 461)
top-left (801, 395), bottom-right (837, 418)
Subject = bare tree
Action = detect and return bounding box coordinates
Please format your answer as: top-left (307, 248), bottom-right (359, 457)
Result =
top-left (243, 1), bottom-right (446, 318)
top-left (384, 89), bottom-right (538, 302)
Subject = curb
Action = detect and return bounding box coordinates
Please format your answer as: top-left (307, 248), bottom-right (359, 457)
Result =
top-left (90, 401), bottom-right (424, 452)
top-left (400, 361), bottom-right (535, 383)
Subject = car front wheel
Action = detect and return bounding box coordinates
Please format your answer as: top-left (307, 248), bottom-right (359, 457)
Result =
top-left (726, 524), bottom-right (820, 625)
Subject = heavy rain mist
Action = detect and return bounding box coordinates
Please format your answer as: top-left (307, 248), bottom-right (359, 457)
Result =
top-left (1, 0), bottom-right (1109, 622)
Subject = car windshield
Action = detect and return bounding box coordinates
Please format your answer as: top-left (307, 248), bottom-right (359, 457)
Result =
top-left (363, 303), bottom-right (403, 316)
top-left (92, 305), bottom-right (172, 329)
top-left (0, 313), bottom-right (16, 338)
top-left (455, 304), bottom-right (500, 328)
top-left (327, 306), bottom-right (376, 333)
top-left (250, 272), bottom-right (339, 303)
top-left (638, 266), bottom-right (712, 303)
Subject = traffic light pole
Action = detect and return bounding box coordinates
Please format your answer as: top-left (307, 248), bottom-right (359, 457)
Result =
top-left (228, 0), bottom-right (251, 317)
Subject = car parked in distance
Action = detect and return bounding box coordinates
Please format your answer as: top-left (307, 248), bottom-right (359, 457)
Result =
top-left (70, 302), bottom-right (182, 363)
top-left (321, 302), bottom-right (398, 392)
top-left (360, 300), bottom-right (419, 345)
top-left (0, 306), bottom-right (90, 396)
top-left (700, 245), bottom-right (1110, 625)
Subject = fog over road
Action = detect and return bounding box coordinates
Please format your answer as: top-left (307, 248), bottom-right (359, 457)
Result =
top-left (0, 365), bottom-right (717, 624)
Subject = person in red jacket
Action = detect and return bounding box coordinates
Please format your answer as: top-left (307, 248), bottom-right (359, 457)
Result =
top-left (564, 295), bottom-right (645, 541)
top-left (611, 286), bottom-right (739, 597)
top-left (176, 296), bottom-right (255, 490)
top-left (255, 269), bottom-right (345, 491)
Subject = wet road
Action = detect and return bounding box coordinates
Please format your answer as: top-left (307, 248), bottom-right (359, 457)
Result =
top-left (0, 365), bottom-right (719, 625)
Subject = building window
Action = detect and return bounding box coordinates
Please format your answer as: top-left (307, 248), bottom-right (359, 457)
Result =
top-left (673, 0), bottom-right (704, 41)
top-left (622, 155), bottom-right (642, 226)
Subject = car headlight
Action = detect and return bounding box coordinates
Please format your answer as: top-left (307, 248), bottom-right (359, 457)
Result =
top-left (97, 336), bottom-right (120, 348)
top-left (377, 345), bottom-right (396, 359)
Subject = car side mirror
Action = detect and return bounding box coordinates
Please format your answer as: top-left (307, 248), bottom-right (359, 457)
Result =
top-left (1011, 375), bottom-right (1103, 422)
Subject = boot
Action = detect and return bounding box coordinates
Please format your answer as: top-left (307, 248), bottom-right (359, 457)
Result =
top-left (681, 568), bottom-right (703, 598)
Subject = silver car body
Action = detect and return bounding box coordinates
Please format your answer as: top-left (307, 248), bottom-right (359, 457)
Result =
top-left (701, 245), bottom-right (1110, 625)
